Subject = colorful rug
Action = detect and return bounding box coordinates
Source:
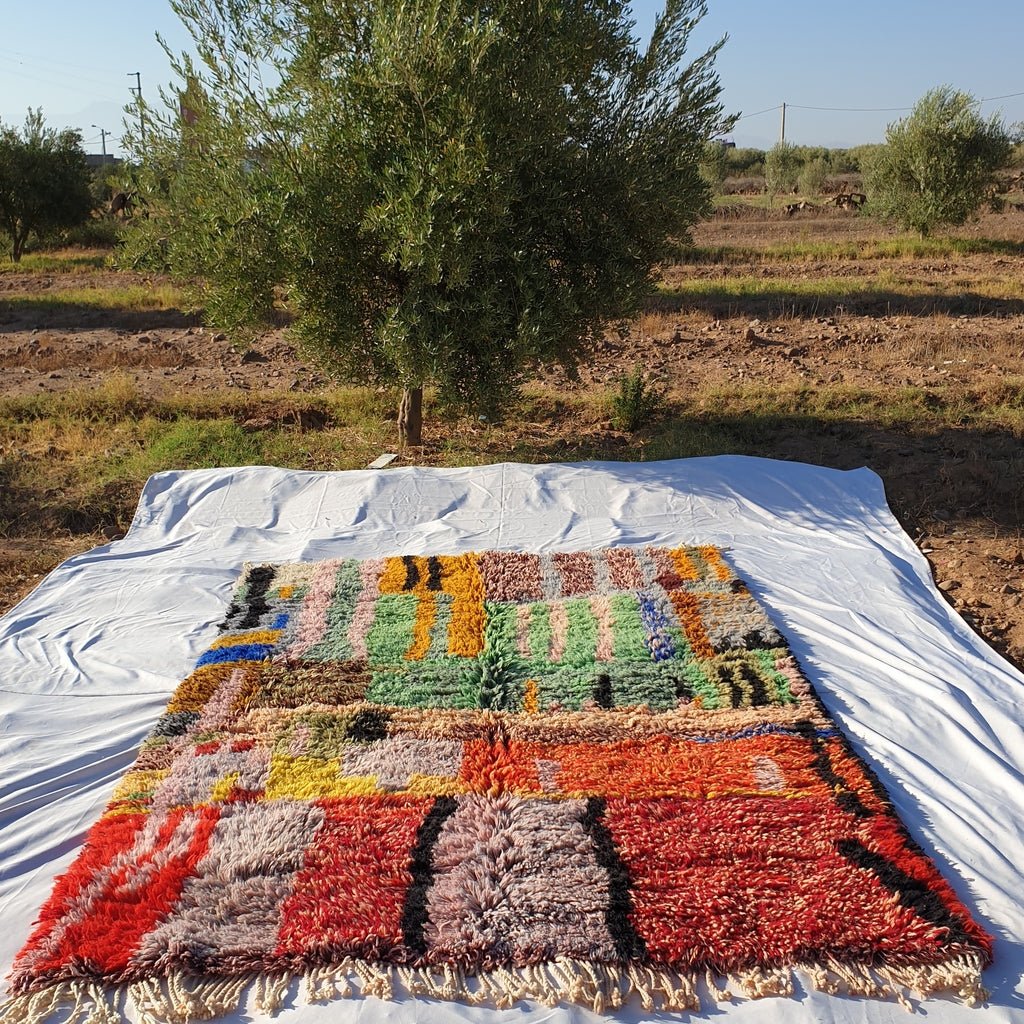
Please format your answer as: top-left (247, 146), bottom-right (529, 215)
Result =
top-left (2, 545), bottom-right (991, 1023)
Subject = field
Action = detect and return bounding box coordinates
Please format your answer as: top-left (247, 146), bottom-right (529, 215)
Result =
top-left (1, 204), bottom-right (1023, 667)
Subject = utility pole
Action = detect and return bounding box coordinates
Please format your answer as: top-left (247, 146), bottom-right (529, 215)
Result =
top-left (91, 125), bottom-right (109, 160)
top-left (779, 102), bottom-right (786, 144)
top-left (128, 71), bottom-right (145, 141)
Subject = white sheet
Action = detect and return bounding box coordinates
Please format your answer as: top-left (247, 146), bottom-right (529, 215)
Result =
top-left (1, 457), bottom-right (1021, 1024)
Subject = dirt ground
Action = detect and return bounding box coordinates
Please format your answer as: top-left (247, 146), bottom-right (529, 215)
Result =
top-left (1, 207), bottom-right (1023, 670)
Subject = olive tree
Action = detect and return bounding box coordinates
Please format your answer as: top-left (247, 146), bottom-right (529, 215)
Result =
top-left (125, 0), bottom-right (732, 442)
top-left (866, 86), bottom-right (1013, 237)
top-left (698, 140), bottom-right (729, 189)
top-left (0, 110), bottom-right (93, 262)
top-left (763, 141), bottom-right (798, 204)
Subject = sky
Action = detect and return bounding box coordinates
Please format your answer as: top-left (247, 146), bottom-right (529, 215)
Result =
top-left (1, 0), bottom-right (1021, 157)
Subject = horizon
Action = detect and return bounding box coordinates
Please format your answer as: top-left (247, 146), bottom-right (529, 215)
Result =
top-left (1, 0), bottom-right (1021, 158)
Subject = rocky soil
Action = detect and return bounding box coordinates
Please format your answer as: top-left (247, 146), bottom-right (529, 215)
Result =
top-left (1, 210), bottom-right (1022, 669)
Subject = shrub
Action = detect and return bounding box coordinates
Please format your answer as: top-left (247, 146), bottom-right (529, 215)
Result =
top-left (797, 157), bottom-right (829, 197)
top-left (610, 371), bottom-right (665, 432)
top-left (699, 141), bottom-right (729, 189)
top-left (764, 141), bottom-right (799, 202)
top-left (866, 86), bottom-right (1013, 236)
top-left (0, 110), bottom-right (93, 261)
top-left (725, 147), bottom-right (765, 176)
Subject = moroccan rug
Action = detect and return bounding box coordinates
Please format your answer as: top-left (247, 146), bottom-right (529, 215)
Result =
top-left (2, 545), bottom-right (992, 1023)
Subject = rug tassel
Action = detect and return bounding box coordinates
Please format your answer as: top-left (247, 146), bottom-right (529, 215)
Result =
top-left (0, 983), bottom-right (96, 1024)
top-left (130, 971), bottom-right (253, 1024)
top-left (625, 963), bottom-right (657, 1011)
top-left (0, 952), bottom-right (990, 1024)
top-left (252, 972), bottom-right (290, 1015)
top-left (705, 966), bottom-right (732, 1002)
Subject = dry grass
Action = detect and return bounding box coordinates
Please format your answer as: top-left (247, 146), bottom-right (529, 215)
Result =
top-left (0, 283), bottom-right (187, 313)
top-left (0, 340), bottom-right (192, 372)
top-left (0, 249), bottom-right (110, 274)
top-left (3, 206), bottom-right (1024, 661)
top-left (674, 237), bottom-right (1024, 263)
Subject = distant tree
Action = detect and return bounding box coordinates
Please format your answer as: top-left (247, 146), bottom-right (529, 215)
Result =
top-left (725, 147), bottom-right (765, 176)
top-left (698, 140), bottom-right (729, 189)
top-left (841, 143), bottom-right (884, 174)
top-left (866, 86), bottom-right (1013, 237)
top-left (797, 156), bottom-right (830, 197)
top-left (124, 0), bottom-right (732, 443)
top-left (764, 141), bottom-right (799, 203)
top-left (0, 109), bottom-right (93, 261)
top-left (1009, 123), bottom-right (1024, 168)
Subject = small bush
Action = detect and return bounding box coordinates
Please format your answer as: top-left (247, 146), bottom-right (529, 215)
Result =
top-left (797, 157), bottom-right (829, 197)
top-left (725, 147), bottom-right (765, 176)
top-left (764, 142), bottom-right (799, 202)
top-left (699, 141), bottom-right (728, 188)
top-left (610, 371), bottom-right (665, 432)
top-left (61, 218), bottom-right (124, 248)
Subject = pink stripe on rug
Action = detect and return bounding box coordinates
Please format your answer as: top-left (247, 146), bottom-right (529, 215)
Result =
top-left (283, 560), bottom-right (343, 661)
top-left (591, 596), bottom-right (615, 662)
top-left (552, 551), bottom-right (595, 596)
top-left (548, 603), bottom-right (568, 663)
top-left (348, 558), bottom-right (386, 660)
top-left (516, 605), bottom-right (533, 658)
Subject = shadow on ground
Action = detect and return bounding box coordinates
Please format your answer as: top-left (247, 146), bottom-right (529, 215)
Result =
top-left (647, 289), bottom-right (1024, 320)
top-left (467, 411), bottom-right (1024, 535)
top-left (0, 303), bottom-right (198, 333)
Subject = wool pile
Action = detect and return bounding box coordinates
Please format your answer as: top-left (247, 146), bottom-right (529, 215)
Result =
top-left (2, 545), bottom-right (992, 1023)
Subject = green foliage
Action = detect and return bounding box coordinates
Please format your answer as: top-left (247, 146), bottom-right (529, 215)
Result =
top-left (788, 145), bottom-right (830, 167)
top-left (1010, 133), bottom-right (1024, 169)
top-left (797, 156), bottom-right (829, 196)
top-left (839, 144), bottom-right (883, 174)
top-left (725, 147), bottom-right (764, 176)
top-left (865, 86), bottom-right (1013, 237)
top-left (0, 110), bottom-right (94, 261)
top-left (127, 420), bottom-right (262, 475)
top-left (699, 140), bottom-right (729, 188)
top-left (764, 141), bottom-right (799, 201)
top-left (610, 370), bottom-right (665, 431)
top-left (123, 0), bottom-right (732, 424)
top-left (58, 217), bottom-right (123, 249)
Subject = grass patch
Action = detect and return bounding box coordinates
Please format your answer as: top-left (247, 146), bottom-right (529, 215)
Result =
top-left (652, 272), bottom-right (1024, 316)
top-left (118, 419), bottom-right (264, 478)
top-left (0, 283), bottom-right (187, 313)
top-left (0, 250), bottom-right (110, 274)
top-left (6, 378), bottom-right (1022, 538)
top-left (673, 236), bottom-right (1024, 264)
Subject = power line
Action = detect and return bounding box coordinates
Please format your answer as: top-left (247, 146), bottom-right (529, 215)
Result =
top-left (0, 53), bottom-right (127, 96)
top-left (0, 44), bottom-right (129, 79)
top-left (0, 59), bottom-right (125, 105)
top-left (980, 89), bottom-right (1024, 102)
top-left (735, 105), bottom-right (782, 121)
top-left (788, 103), bottom-right (912, 112)
top-left (729, 89), bottom-right (1023, 139)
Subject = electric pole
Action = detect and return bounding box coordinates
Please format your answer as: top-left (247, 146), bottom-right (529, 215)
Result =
top-left (780, 102), bottom-right (786, 144)
top-left (91, 125), bottom-right (110, 160)
top-left (128, 71), bottom-right (145, 141)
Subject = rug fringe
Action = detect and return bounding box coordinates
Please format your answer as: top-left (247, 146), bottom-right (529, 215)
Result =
top-left (0, 952), bottom-right (990, 1024)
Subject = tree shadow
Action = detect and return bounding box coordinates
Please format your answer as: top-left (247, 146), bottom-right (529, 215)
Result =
top-left (0, 301), bottom-right (198, 333)
top-left (647, 288), bottom-right (1024, 320)
top-left (497, 409), bottom-right (1024, 534)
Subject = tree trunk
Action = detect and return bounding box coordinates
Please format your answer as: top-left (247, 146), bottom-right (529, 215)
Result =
top-left (397, 386), bottom-right (423, 446)
top-left (11, 231), bottom-right (26, 263)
